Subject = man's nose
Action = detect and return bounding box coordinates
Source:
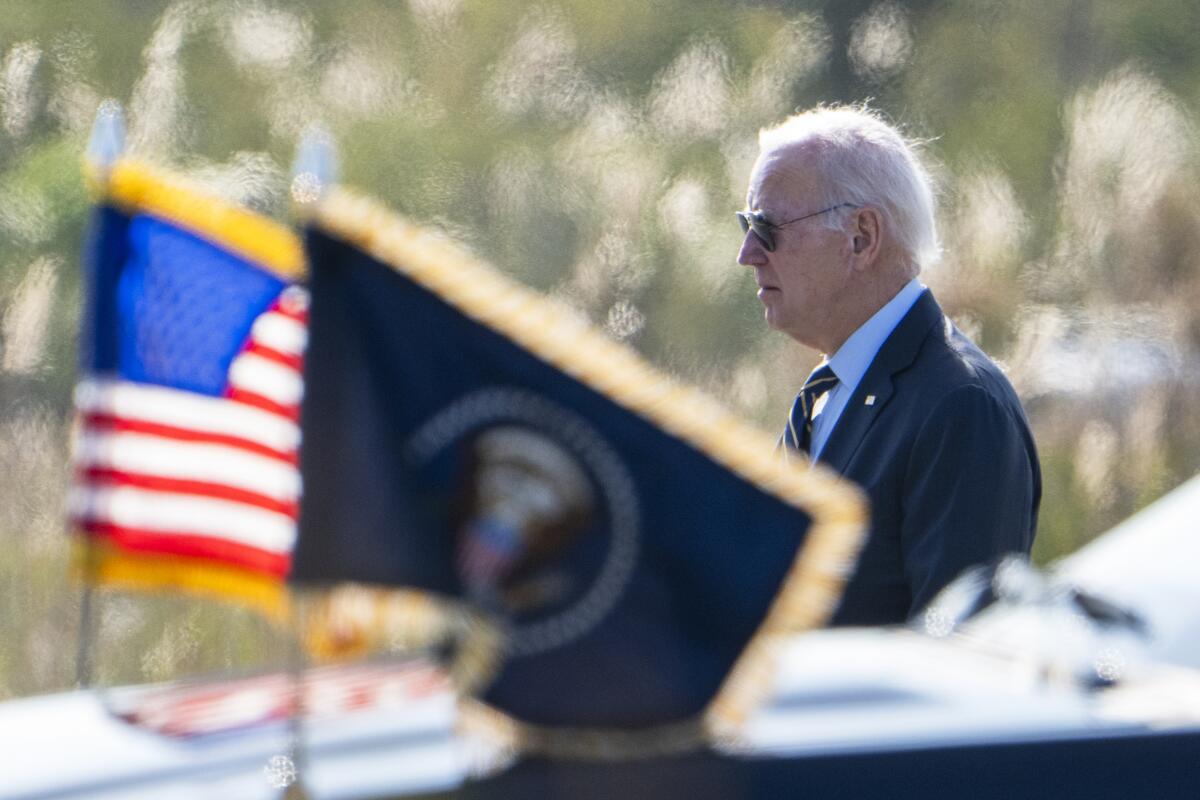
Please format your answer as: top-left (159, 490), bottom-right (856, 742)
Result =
top-left (737, 230), bottom-right (767, 267)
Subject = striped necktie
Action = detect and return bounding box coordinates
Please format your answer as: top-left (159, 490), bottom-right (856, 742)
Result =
top-left (785, 363), bottom-right (838, 455)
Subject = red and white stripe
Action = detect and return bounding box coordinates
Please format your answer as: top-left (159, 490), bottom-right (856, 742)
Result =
top-left (226, 285), bottom-right (307, 417)
top-left (70, 286), bottom-right (310, 578)
top-left (111, 659), bottom-right (450, 738)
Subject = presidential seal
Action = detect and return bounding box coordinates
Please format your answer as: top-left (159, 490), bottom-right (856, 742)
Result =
top-left (407, 387), bottom-right (639, 657)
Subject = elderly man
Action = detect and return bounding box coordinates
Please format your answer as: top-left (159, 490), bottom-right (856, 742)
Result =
top-left (737, 106), bottom-right (1041, 626)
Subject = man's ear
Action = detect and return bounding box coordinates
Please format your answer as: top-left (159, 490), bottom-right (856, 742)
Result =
top-left (849, 207), bottom-right (882, 266)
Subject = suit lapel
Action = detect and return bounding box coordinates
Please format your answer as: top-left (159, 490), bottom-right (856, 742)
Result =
top-left (816, 290), bottom-right (944, 473)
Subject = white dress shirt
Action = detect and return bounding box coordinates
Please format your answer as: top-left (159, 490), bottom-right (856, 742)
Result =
top-left (809, 279), bottom-right (926, 460)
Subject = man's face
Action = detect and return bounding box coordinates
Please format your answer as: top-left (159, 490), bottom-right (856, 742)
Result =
top-left (737, 149), bottom-right (852, 351)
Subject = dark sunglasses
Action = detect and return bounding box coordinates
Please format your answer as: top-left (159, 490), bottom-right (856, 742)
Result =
top-left (736, 203), bottom-right (855, 252)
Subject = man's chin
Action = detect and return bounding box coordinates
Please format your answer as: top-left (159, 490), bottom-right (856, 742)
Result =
top-left (763, 309), bottom-right (809, 345)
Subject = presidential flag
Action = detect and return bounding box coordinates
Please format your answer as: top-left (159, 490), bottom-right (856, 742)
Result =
top-left (70, 159), bottom-right (307, 615)
top-left (292, 188), bottom-right (866, 756)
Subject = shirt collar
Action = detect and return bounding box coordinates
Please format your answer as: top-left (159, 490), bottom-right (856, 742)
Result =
top-left (825, 278), bottom-right (925, 393)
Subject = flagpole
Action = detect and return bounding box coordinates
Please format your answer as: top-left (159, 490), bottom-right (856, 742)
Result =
top-left (74, 100), bottom-right (126, 689)
top-left (281, 594), bottom-right (312, 800)
top-left (272, 123), bottom-right (336, 800)
top-left (74, 539), bottom-right (96, 688)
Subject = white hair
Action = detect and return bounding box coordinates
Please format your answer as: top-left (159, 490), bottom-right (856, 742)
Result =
top-left (759, 106), bottom-right (940, 271)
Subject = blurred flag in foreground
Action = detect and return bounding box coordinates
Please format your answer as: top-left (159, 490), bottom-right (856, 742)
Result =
top-left (292, 189), bottom-right (866, 756)
top-left (70, 159), bottom-right (307, 616)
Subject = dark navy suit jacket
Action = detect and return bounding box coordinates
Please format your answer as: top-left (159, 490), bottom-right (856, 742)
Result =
top-left (815, 289), bottom-right (1041, 627)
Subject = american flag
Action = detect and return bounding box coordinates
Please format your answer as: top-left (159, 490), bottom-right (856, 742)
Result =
top-left (70, 161), bottom-right (307, 611)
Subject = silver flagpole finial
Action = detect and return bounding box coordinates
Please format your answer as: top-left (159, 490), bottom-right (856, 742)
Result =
top-left (87, 100), bottom-right (125, 170)
top-left (290, 124), bottom-right (338, 206)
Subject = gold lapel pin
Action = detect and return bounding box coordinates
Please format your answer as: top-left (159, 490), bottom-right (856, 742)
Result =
top-left (864, 395), bottom-right (876, 406)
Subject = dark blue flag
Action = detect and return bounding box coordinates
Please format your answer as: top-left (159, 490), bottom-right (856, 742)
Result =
top-left (292, 190), bottom-right (865, 754)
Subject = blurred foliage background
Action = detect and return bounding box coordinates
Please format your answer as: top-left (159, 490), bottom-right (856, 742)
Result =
top-left (1, 0), bottom-right (1198, 698)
